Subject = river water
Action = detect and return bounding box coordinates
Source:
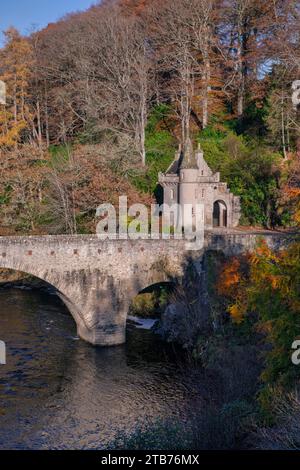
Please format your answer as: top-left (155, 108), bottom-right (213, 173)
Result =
top-left (0, 288), bottom-right (205, 450)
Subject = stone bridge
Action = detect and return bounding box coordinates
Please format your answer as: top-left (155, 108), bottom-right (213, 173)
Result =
top-left (0, 230), bottom-right (295, 346)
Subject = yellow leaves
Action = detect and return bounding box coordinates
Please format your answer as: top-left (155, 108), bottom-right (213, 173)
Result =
top-left (294, 212), bottom-right (300, 224)
top-left (228, 303), bottom-right (246, 324)
top-left (0, 28), bottom-right (33, 148)
top-left (0, 120), bottom-right (26, 147)
top-left (250, 239), bottom-right (279, 264)
top-left (248, 240), bottom-right (285, 293)
top-left (250, 241), bottom-right (300, 307)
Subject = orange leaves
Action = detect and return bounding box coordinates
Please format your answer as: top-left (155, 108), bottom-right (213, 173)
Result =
top-left (120, 0), bottom-right (148, 15)
top-left (285, 188), bottom-right (300, 225)
top-left (217, 257), bottom-right (242, 297)
top-left (217, 256), bottom-right (248, 323)
top-left (286, 188), bottom-right (300, 199)
top-left (278, 157), bottom-right (300, 226)
top-left (267, 274), bottom-right (282, 290)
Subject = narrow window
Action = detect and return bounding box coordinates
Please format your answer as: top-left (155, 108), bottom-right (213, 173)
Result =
top-left (170, 189), bottom-right (174, 200)
top-left (202, 189), bottom-right (205, 198)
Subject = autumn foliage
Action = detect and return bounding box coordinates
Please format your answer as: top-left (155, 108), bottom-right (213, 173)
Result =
top-left (0, 0), bottom-right (300, 232)
top-left (0, 28), bottom-right (33, 147)
top-left (218, 239), bottom-right (300, 400)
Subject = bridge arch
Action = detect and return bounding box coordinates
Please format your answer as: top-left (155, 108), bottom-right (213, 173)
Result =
top-left (0, 264), bottom-right (82, 329)
top-left (138, 281), bottom-right (177, 295)
top-left (128, 281), bottom-right (177, 320)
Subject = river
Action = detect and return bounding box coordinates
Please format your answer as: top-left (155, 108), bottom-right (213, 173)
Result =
top-left (0, 288), bottom-right (205, 450)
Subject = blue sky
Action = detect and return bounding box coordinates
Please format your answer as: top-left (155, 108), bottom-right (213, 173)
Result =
top-left (0, 0), bottom-right (96, 45)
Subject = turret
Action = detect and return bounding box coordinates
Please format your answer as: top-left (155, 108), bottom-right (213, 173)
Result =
top-left (179, 140), bottom-right (199, 228)
top-left (179, 138), bottom-right (198, 183)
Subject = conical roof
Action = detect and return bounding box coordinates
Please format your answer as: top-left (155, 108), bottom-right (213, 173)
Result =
top-left (180, 138), bottom-right (198, 169)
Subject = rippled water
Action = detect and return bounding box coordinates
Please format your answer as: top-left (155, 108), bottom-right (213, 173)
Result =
top-left (0, 289), bottom-right (204, 450)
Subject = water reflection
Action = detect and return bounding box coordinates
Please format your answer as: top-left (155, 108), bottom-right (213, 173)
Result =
top-left (0, 289), bottom-right (202, 450)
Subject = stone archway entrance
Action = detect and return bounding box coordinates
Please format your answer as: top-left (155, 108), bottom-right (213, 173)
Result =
top-left (213, 200), bottom-right (228, 228)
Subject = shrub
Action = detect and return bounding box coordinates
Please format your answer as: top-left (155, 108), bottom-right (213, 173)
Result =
top-left (218, 239), bottom-right (300, 413)
top-left (251, 388), bottom-right (300, 448)
top-left (197, 127), bottom-right (281, 227)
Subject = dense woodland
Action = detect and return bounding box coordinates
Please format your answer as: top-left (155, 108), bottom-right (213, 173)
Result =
top-left (1, 0), bottom-right (300, 448)
top-left (0, 0), bottom-right (300, 233)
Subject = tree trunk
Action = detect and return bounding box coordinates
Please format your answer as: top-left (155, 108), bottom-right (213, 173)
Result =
top-left (44, 82), bottom-right (50, 147)
top-left (237, 24), bottom-right (247, 120)
top-left (202, 57), bottom-right (211, 129)
top-left (140, 90), bottom-right (147, 166)
top-left (36, 100), bottom-right (43, 149)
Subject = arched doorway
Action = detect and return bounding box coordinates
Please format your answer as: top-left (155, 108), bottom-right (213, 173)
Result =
top-left (213, 200), bottom-right (228, 228)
